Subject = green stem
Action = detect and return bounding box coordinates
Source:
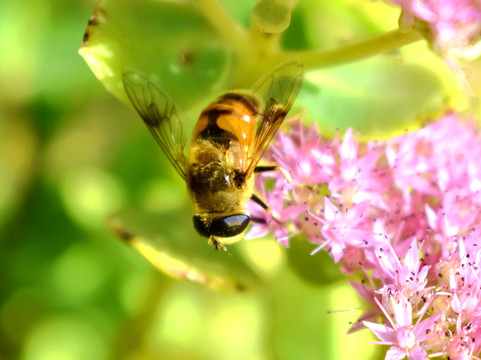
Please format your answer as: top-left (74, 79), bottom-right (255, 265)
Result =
top-left (192, 0), bottom-right (248, 46)
top-left (281, 28), bottom-right (424, 70)
top-left (232, 28), bottom-right (423, 88)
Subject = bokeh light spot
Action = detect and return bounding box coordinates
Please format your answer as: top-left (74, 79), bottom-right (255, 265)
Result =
top-left (60, 168), bottom-right (125, 230)
top-left (50, 243), bottom-right (109, 303)
top-left (139, 177), bottom-right (186, 213)
top-left (20, 316), bottom-right (106, 360)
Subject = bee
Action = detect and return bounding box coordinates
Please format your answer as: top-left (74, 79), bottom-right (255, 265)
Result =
top-left (122, 58), bottom-right (303, 250)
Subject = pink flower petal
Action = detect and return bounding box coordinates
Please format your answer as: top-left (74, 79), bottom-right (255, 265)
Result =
top-left (363, 321), bottom-right (396, 344)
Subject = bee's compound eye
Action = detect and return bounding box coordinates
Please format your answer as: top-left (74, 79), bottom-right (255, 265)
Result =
top-left (210, 214), bottom-right (250, 237)
top-left (193, 215), bottom-right (211, 238)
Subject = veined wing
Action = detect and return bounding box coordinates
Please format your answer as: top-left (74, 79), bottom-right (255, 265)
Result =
top-left (123, 72), bottom-right (192, 179)
top-left (244, 58), bottom-right (303, 177)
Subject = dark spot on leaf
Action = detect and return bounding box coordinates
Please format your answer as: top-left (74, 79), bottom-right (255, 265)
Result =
top-left (112, 226), bottom-right (135, 243)
top-left (179, 50), bottom-right (194, 66)
top-left (235, 282), bottom-right (247, 292)
top-left (82, 31), bottom-right (90, 45)
top-left (88, 15), bottom-right (99, 26)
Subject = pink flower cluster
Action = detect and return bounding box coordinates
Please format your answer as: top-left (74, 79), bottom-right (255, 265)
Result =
top-left (389, 0), bottom-right (481, 61)
top-left (247, 113), bottom-right (481, 359)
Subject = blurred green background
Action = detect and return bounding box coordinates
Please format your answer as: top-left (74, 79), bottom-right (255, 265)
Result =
top-left (1, 0), bottom-right (480, 359)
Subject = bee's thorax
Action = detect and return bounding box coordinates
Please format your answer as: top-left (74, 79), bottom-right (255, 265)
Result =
top-left (187, 140), bottom-right (254, 214)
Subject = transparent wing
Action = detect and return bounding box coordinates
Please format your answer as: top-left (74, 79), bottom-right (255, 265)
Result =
top-left (123, 72), bottom-right (192, 179)
top-left (244, 58), bottom-right (304, 176)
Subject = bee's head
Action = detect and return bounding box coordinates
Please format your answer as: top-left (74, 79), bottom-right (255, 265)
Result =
top-left (193, 213), bottom-right (251, 249)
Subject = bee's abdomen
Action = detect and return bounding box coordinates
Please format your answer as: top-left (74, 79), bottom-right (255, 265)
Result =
top-left (194, 108), bottom-right (237, 147)
top-left (190, 92), bottom-right (258, 146)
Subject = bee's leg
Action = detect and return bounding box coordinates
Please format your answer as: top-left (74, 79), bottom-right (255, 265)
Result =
top-left (254, 165), bottom-right (278, 173)
top-left (254, 165), bottom-right (292, 182)
top-left (250, 217), bottom-right (268, 224)
top-left (251, 193), bottom-right (269, 210)
top-left (250, 193), bottom-right (281, 224)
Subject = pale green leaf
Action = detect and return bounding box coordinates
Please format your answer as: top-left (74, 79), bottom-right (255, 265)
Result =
top-left (108, 208), bottom-right (262, 292)
top-left (79, 0), bottom-right (234, 109)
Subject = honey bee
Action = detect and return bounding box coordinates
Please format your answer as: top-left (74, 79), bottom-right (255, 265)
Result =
top-left (122, 59), bottom-right (303, 250)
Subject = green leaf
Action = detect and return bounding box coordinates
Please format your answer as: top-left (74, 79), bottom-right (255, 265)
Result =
top-left (299, 53), bottom-right (465, 139)
top-left (108, 208), bottom-right (262, 292)
top-left (79, 0), bottom-right (234, 109)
